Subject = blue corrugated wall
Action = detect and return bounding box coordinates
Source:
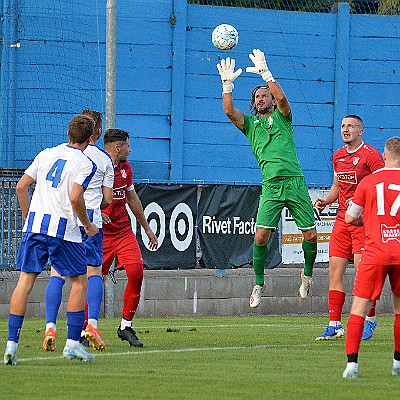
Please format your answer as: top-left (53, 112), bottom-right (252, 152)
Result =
top-left (1, 0), bottom-right (399, 186)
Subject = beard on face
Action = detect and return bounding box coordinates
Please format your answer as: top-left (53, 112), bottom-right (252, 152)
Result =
top-left (257, 103), bottom-right (273, 115)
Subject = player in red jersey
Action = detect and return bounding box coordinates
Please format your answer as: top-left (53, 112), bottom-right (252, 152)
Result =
top-left (342, 136), bottom-right (400, 378)
top-left (314, 115), bottom-right (384, 340)
top-left (102, 129), bottom-right (158, 347)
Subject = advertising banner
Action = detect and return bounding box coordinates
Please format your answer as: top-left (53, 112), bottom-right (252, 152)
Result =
top-left (281, 189), bottom-right (337, 264)
top-left (128, 184), bottom-right (198, 269)
top-left (197, 184), bottom-right (281, 269)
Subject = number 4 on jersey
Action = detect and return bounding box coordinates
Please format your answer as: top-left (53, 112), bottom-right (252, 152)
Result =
top-left (46, 159), bottom-right (67, 188)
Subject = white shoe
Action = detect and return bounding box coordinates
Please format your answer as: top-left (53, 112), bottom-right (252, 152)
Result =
top-left (299, 270), bottom-right (312, 299)
top-left (250, 285), bottom-right (264, 308)
top-left (63, 343), bottom-right (95, 362)
top-left (4, 342), bottom-right (18, 366)
top-left (392, 359), bottom-right (400, 376)
top-left (343, 362), bottom-right (358, 378)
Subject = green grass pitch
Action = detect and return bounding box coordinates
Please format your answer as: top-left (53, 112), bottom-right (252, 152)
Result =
top-left (0, 316), bottom-right (399, 399)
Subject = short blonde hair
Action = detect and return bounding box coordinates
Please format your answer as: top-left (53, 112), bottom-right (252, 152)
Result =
top-left (385, 136), bottom-right (400, 158)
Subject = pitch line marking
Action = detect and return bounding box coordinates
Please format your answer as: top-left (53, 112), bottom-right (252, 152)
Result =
top-left (18, 343), bottom-right (312, 363)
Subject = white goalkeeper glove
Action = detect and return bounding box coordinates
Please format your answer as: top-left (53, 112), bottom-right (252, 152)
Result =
top-left (216, 57), bottom-right (242, 93)
top-left (246, 49), bottom-right (275, 82)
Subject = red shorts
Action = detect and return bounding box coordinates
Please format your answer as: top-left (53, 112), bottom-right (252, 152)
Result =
top-left (102, 232), bottom-right (143, 275)
top-left (329, 217), bottom-right (365, 259)
top-left (353, 253), bottom-right (400, 300)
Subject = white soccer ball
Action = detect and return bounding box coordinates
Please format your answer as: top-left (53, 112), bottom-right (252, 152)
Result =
top-left (212, 24), bottom-right (239, 51)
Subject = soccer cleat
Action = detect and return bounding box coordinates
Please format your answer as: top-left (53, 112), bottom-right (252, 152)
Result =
top-left (62, 343), bottom-right (95, 362)
top-left (249, 285), bottom-right (264, 308)
top-left (84, 324), bottom-right (106, 351)
top-left (362, 320), bottom-right (377, 341)
top-left (43, 327), bottom-right (57, 352)
top-left (117, 326), bottom-right (144, 347)
top-left (343, 362), bottom-right (358, 379)
top-left (299, 270), bottom-right (312, 299)
top-left (4, 342), bottom-right (18, 366)
top-left (392, 359), bottom-right (400, 376)
top-left (315, 325), bottom-right (345, 341)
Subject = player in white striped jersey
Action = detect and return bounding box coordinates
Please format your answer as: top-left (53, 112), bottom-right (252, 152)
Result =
top-left (43, 110), bottom-right (114, 352)
top-left (4, 114), bottom-right (98, 366)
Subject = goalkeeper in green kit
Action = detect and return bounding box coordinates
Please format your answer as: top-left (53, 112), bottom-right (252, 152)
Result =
top-left (216, 49), bottom-right (318, 307)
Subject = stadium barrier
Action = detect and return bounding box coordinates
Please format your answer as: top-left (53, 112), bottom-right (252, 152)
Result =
top-left (0, 180), bottom-right (283, 271)
top-left (1, 178), bottom-right (335, 272)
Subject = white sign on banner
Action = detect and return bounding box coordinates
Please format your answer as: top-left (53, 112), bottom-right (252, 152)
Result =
top-left (281, 189), bottom-right (337, 264)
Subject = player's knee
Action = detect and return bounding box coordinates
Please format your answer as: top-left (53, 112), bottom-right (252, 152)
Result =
top-left (255, 230), bottom-right (270, 246)
top-left (304, 230), bottom-right (317, 243)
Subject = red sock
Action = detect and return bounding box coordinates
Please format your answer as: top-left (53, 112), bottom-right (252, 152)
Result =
top-left (367, 300), bottom-right (376, 318)
top-left (329, 290), bottom-right (346, 322)
top-left (394, 314), bottom-right (400, 353)
top-left (346, 314), bottom-right (364, 356)
top-left (122, 262), bottom-right (144, 320)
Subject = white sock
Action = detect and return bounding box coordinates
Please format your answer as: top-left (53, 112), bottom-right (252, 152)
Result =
top-left (365, 316), bottom-right (376, 323)
top-left (66, 339), bottom-right (79, 349)
top-left (329, 321), bottom-right (341, 327)
top-left (88, 319), bottom-right (98, 329)
top-left (7, 341), bottom-right (18, 348)
top-left (120, 319), bottom-right (132, 330)
top-left (46, 322), bottom-right (56, 332)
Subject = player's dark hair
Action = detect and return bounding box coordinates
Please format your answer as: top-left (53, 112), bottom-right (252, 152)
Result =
top-left (104, 128), bottom-right (130, 144)
top-left (68, 114), bottom-right (95, 143)
top-left (249, 85), bottom-right (276, 115)
top-left (81, 110), bottom-right (102, 134)
top-left (344, 114), bottom-right (364, 129)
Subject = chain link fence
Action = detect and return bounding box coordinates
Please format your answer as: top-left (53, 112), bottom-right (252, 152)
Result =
top-left (188, 0), bottom-right (400, 15)
top-left (0, 179), bottom-right (23, 271)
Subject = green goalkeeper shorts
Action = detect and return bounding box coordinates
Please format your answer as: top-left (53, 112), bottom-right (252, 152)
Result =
top-left (256, 176), bottom-right (316, 231)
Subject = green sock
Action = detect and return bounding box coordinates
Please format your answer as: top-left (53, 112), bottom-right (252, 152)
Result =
top-left (302, 239), bottom-right (317, 276)
top-left (253, 242), bottom-right (268, 286)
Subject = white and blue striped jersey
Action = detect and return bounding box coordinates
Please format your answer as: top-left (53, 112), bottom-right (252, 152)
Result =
top-left (23, 143), bottom-right (97, 242)
top-left (80, 144), bottom-right (114, 228)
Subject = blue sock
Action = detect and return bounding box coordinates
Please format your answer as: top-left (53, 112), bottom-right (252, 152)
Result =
top-left (67, 310), bottom-right (85, 341)
top-left (45, 276), bottom-right (65, 324)
top-left (87, 275), bottom-right (103, 321)
top-left (8, 314), bottom-right (24, 342)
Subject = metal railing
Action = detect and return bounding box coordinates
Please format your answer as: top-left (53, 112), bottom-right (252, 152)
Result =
top-left (0, 178), bottom-right (23, 268)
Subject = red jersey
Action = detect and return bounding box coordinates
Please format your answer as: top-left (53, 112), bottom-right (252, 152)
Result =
top-left (350, 168), bottom-right (400, 264)
top-left (102, 161), bottom-right (134, 237)
top-left (333, 142), bottom-right (384, 219)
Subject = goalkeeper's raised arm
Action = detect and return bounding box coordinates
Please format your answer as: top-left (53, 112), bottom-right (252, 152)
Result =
top-left (216, 57), bottom-right (244, 130)
top-left (246, 48), bottom-right (290, 117)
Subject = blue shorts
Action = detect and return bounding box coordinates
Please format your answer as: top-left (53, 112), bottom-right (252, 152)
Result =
top-left (80, 227), bottom-right (103, 267)
top-left (17, 232), bottom-right (86, 277)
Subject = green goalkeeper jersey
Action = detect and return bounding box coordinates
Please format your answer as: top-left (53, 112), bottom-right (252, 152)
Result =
top-left (242, 108), bottom-right (304, 182)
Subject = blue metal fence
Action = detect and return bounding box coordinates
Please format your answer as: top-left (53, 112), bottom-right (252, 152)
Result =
top-left (0, 178), bottom-right (23, 268)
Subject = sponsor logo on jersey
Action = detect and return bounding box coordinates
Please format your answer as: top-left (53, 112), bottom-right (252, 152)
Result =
top-left (114, 185), bottom-right (126, 200)
top-left (381, 224), bottom-right (400, 243)
top-left (337, 170), bottom-right (357, 184)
